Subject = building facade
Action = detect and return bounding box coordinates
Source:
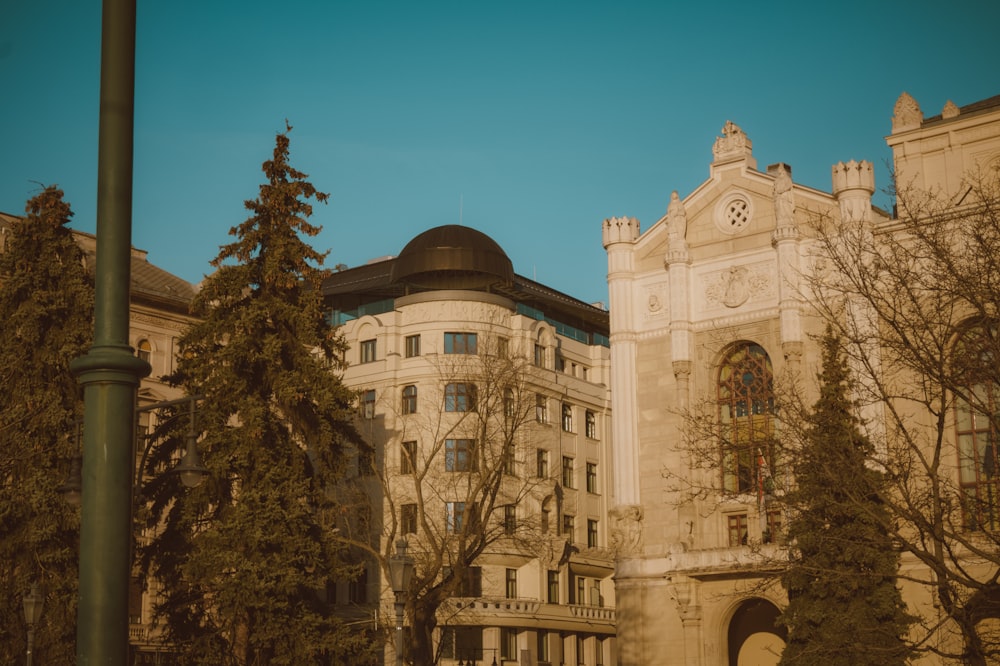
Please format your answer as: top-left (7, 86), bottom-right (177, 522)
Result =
top-left (603, 93), bottom-right (1000, 665)
top-left (323, 226), bottom-right (616, 665)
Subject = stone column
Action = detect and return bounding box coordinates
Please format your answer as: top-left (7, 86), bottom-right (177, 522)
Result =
top-left (603, 216), bottom-right (641, 507)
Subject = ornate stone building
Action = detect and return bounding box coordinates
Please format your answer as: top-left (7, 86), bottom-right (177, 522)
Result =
top-left (323, 225), bottom-right (616, 665)
top-left (603, 93), bottom-right (1000, 665)
top-left (0, 215), bottom-right (199, 663)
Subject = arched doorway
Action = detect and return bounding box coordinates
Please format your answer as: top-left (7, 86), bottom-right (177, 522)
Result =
top-left (727, 598), bottom-right (786, 666)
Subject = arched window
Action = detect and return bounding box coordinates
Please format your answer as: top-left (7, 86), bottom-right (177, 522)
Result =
top-left (401, 385), bottom-right (417, 415)
top-left (955, 324), bottom-right (1000, 530)
top-left (718, 342), bottom-right (775, 494)
top-left (136, 339), bottom-right (152, 364)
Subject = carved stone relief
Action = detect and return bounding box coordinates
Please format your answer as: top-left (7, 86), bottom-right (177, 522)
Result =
top-left (702, 263), bottom-right (773, 310)
top-left (644, 283), bottom-right (669, 320)
top-left (610, 504), bottom-right (644, 556)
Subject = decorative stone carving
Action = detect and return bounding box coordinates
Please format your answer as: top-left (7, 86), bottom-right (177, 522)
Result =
top-left (669, 576), bottom-right (701, 622)
top-left (772, 163), bottom-right (795, 228)
top-left (712, 120), bottom-right (753, 163)
top-left (667, 191), bottom-right (687, 246)
top-left (892, 92), bottom-right (923, 132)
top-left (610, 504), bottom-right (644, 556)
top-left (714, 191), bottom-right (754, 235)
top-left (644, 284), bottom-right (668, 319)
top-left (703, 263), bottom-right (773, 309)
top-left (942, 100), bottom-right (960, 119)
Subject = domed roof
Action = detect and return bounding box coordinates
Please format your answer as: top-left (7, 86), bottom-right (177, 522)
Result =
top-left (391, 225), bottom-right (513, 290)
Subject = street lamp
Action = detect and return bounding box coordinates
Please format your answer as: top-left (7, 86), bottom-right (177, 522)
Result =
top-left (60, 394), bottom-right (208, 506)
top-left (388, 538), bottom-right (414, 666)
top-left (23, 583), bottom-right (43, 666)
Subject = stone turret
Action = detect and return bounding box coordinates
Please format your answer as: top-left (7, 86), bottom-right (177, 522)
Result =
top-left (832, 160), bottom-right (875, 224)
top-left (602, 215), bottom-right (640, 247)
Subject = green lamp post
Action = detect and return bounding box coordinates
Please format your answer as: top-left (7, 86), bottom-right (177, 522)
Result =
top-left (69, 0), bottom-right (147, 663)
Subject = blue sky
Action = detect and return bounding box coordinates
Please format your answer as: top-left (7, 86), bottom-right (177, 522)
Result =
top-left (2, 1), bottom-right (999, 306)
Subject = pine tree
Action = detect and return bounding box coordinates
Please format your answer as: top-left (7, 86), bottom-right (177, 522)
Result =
top-left (778, 328), bottom-right (913, 665)
top-left (0, 187), bottom-right (92, 664)
top-left (141, 127), bottom-right (374, 665)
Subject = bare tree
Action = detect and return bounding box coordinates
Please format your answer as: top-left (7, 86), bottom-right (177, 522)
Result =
top-left (805, 167), bottom-right (1000, 664)
top-left (334, 327), bottom-right (557, 665)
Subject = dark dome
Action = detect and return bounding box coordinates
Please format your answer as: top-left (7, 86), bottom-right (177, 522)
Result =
top-left (391, 225), bottom-right (514, 290)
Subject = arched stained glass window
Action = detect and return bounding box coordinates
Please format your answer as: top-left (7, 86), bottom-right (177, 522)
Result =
top-left (955, 324), bottom-right (1000, 531)
top-left (718, 342), bottom-right (775, 494)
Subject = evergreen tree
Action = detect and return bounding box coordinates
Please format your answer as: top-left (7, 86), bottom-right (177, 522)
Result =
top-left (0, 187), bottom-right (92, 664)
top-left (141, 127), bottom-right (374, 665)
top-left (779, 328), bottom-right (913, 665)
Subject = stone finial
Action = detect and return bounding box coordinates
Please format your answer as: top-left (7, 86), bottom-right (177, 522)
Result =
top-left (712, 120), bottom-right (754, 163)
top-left (602, 216), bottom-right (640, 247)
top-left (832, 160), bottom-right (875, 224)
top-left (892, 92), bottom-right (923, 132)
top-left (942, 100), bottom-right (960, 119)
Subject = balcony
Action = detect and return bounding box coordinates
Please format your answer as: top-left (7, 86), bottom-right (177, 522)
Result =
top-left (444, 597), bottom-right (616, 634)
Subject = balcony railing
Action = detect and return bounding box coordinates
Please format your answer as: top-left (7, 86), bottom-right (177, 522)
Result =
top-left (444, 596), bottom-right (616, 630)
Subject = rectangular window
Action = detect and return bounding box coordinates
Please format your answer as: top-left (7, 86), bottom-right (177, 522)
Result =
top-left (400, 440), bottom-right (416, 474)
top-left (401, 503), bottom-right (417, 535)
top-left (445, 439), bottom-right (476, 472)
top-left (444, 331), bottom-right (477, 354)
top-left (357, 447), bottom-right (373, 476)
top-left (727, 513), bottom-right (748, 547)
top-left (586, 462), bottom-right (598, 494)
top-left (349, 565), bottom-right (368, 604)
top-left (556, 354), bottom-right (566, 372)
top-left (576, 576), bottom-right (586, 605)
top-left (765, 509), bottom-right (784, 545)
top-left (537, 631), bottom-right (550, 662)
top-left (534, 343), bottom-right (545, 368)
top-left (505, 568), bottom-right (518, 599)
top-left (501, 627), bottom-right (518, 661)
top-left (496, 336), bottom-right (509, 359)
top-left (504, 505), bottom-right (517, 535)
top-left (401, 384), bottom-right (417, 415)
top-left (561, 403), bottom-right (573, 432)
top-left (536, 449), bottom-right (549, 478)
top-left (360, 389), bottom-right (376, 419)
top-left (446, 502), bottom-right (467, 534)
top-left (502, 444), bottom-right (516, 476)
top-left (562, 514), bottom-right (575, 540)
top-left (128, 576), bottom-right (143, 624)
top-left (445, 382), bottom-right (476, 412)
top-left (446, 566), bottom-right (481, 597)
top-left (535, 394), bottom-right (548, 423)
top-left (585, 410), bottom-right (597, 439)
top-left (547, 571), bottom-right (559, 604)
top-left (360, 339), bottom-right (377, 364)
top-left (405, 334), bottom-right (421, 358)
top-left (588, 519), bottom-right (599, 548)
top-left (562, 456), bottom-right (575, 488)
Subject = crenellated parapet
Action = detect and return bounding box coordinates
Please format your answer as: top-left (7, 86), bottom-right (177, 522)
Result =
top-left (832, 159), bottom-right (875, 224)
top-left (602, 215), bottom-right (640, 247)
top-left (832, 159), bottom-right (875, 194)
